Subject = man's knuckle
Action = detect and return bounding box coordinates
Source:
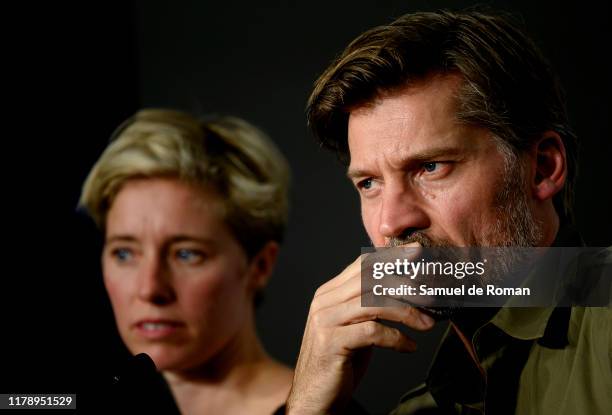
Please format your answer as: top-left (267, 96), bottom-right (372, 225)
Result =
top-left (313, 285), bottom-right (325, 298)
top-left (310, 310), bottom-right (326, 328)
top-left (314, 329), bottom-right (332, 348)
top-left (362, 321), bottom-right (379, 338)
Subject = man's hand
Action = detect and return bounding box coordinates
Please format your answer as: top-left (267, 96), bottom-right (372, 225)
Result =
top-left (286, 251), bottom-right (436, 415)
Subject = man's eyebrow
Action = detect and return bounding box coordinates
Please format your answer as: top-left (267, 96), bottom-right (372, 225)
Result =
top-left (347, 146), bottom-right (464, 180)
top-left (346, 168), bottom-right (371, 181)
top-left (409, 146), bottom-right (464, 162)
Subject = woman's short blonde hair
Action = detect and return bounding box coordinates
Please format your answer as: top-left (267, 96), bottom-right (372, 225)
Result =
top-left (80, 109), bottom-right (290, 257)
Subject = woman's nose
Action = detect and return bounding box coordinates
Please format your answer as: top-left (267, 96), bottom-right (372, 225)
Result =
top-left (136, 255), bottom-right (176, 305)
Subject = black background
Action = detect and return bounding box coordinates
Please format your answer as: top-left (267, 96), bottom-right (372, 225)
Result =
top-left (3, 1), bottom-right (611, 414)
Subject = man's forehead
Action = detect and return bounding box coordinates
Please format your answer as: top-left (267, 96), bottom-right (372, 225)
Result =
top-left (347, 74), bottom-right (469, 153)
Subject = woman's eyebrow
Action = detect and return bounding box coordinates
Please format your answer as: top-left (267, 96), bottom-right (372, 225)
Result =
top-left (167, 235), bottom-right (215, 245)
top-left (105, 235), bottom-right (138, 244)
top-left (105, 235), bottom-right (215, 245)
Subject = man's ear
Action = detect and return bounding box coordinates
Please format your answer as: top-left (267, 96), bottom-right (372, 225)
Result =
top-left (531, 131), bottom-right (567, 202)
top-left (247, 241), bottom-right (280, 291)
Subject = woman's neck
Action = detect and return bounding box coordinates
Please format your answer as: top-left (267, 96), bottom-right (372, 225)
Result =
top-left (163, 318), bottom-right (291, 415)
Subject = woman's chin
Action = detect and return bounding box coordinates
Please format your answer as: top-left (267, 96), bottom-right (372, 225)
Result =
top-left (129, 345), bottom-right (191, 371)
top-left (146, 349), bottom-right (219, 374)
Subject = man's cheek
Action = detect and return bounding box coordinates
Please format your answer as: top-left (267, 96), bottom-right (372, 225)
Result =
top-left (361, 207), bottom-right (381, 244)
top-left (431, 196), bottom-right (475, 243)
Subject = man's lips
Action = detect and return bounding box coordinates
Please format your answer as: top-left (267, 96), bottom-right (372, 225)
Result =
top-left (132, 319), bottom-right (185, 339)
top-left (398, 242), bottom-right (421, 248)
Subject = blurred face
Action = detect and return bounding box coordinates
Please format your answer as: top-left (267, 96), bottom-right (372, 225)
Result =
top-left (348, 74), bottom-right (541, 248)
top-left (103, 178), bottom-right (255, 371)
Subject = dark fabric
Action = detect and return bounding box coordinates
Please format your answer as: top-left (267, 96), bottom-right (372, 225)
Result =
top-left (537, 306), bottom-right (571, 348)
top-left (425, 324), bottom-right (536, 414)
top-left (105, 353), bottom-right (181, 413)
top-left (273, 398), bottom-right (370, 415)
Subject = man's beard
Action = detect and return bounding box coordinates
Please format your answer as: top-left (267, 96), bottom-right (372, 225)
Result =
top-left (386, 148), bottom-right (543, 319)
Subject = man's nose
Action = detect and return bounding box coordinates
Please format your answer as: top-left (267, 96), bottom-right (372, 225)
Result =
top-left (378, 183), bottom-right (429, 240)
top-left (137, 255), bottom-right (176, 305)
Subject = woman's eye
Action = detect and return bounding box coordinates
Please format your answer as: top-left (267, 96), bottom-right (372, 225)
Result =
top-left (112, 248), bottom-right (133, 263)
top-left (423, 162), bottom-right (438, 173)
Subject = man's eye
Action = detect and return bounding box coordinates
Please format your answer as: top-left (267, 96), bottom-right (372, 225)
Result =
top-left (112, 248), bottom-right (133, 263)
top-left (175, 249), bottom-right (205, 263)
top-left (423, 162), bottom-right (438, 172)
top-left (358, 178), bottom-right (373, 190)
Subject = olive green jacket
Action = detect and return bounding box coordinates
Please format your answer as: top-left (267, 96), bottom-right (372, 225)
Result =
top-left (391, 239), bottom-right (612, 415)
top-left (391, 305), bottom-right (612, 414)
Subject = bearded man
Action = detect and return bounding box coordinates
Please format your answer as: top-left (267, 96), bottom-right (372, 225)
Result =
top-left (285, 10), bottom-right (611, 415)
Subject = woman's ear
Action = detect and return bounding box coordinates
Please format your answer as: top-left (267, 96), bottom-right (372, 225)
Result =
top-left (247, 241), bottom-right (280, 291)
top-left (531, 131), bottom-right (567, 202)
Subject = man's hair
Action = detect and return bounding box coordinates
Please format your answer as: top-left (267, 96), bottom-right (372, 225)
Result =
top-left (307, 10), bottom-right (577, 222)
top-left (80, 108), bottom-right (290, 258)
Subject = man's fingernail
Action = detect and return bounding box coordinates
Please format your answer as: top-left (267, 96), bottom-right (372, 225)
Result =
top-left (419, 313), bottom-right (435, 326)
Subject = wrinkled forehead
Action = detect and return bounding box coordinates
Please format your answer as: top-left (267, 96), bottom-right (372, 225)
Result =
top-left (347, 74), bottom-right (480, 164)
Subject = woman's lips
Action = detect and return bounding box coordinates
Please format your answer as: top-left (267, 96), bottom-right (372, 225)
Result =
top-left (133, 319), bottom-right (185, 339)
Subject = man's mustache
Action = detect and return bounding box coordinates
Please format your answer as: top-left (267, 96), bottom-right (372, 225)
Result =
top-left (386, 232), bottom-right (451, 248)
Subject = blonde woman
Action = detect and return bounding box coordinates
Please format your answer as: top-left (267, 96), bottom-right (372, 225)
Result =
top-left (80, 109), bottom-right (293, 414)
